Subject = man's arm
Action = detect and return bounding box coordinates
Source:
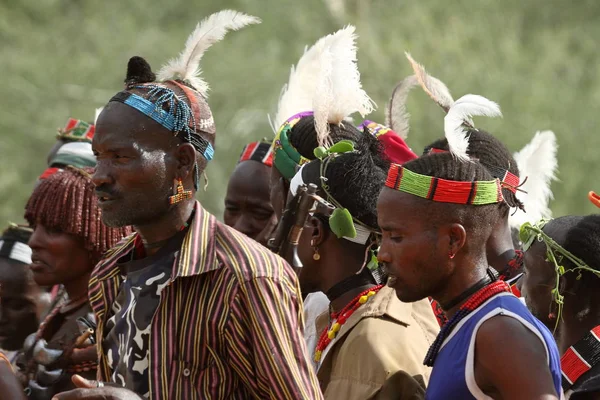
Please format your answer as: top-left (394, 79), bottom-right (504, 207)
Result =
top-left (231, 274), bottom-right (323, 400)
top-left (474, 315), bottom-right (560, 400)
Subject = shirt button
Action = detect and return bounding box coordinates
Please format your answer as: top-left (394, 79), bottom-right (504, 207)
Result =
top-left (183, 368), bottom-right (191, 377)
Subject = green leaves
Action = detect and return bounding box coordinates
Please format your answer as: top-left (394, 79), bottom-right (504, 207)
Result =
top-left (313, 140), bottom-right (355, 160)
top-left (329, 207), bottom-right (356, 239)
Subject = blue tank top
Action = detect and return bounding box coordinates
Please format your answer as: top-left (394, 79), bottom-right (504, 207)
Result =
top-left (425, 293), bottom-right (562, 399)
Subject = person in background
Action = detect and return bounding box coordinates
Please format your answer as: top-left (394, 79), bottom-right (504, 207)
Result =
top-left (223, 140), bottom-right (276, 246)
top-left (0, 224), bottom-right (42, 363)
top-left (521, 215), bottom-right (600, 399)
top-left (15, 167), bottom-right (131, 400)
top-left (56, 11), bottom-right (322, 400)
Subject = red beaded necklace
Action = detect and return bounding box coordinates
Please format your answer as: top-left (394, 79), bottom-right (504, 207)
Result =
top-left (314, 284), bottom-right (385, 363)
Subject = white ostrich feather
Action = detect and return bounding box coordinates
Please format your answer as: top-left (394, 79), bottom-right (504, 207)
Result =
top-left (157, 10), bottom-right (261, 97)
top-left (405, 52), bottom-right (455, 112)
top-left (444, 94), bottom-right (502, 161)
top-left (313, 25), bottom-right (375, 145)
top-left (384, 75), bottom-right (419, 139)
top-left (509, 131), bottom-right (558, 229)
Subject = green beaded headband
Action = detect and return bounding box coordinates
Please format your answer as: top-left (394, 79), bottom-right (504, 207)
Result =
top-left (385, 163), bottom-right (504, 205)
top-left (520, 219), bottom-right (600, 332)
top-left (271, 112), bottom-right (313, 180)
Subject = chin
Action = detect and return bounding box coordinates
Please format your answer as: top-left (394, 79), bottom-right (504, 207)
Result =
top-left (389, 283), bottom-right (426, 303)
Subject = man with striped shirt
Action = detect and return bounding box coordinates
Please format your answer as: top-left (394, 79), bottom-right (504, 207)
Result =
top-left (55, 11), bottom-right (322, 400)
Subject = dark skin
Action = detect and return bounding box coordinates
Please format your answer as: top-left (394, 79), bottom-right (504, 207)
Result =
top-left (224, 161), bottom-right (276, 246)
top-left (0, 259), bottom-right (40, 350)
top-left (29, 224), bottom-right (94, 301)
top-left (269, 167), bottom-right (288, 224)
top-left (58, 103), bottom-right (199, 399)
top-left (487, 212), bottom-right (517, 276)
top-left (522, 220), bottom-right (600, 399)
top-left (377, 188), bottom-right (559, 400)
top-left (297, 216), bottom-right (371, 313)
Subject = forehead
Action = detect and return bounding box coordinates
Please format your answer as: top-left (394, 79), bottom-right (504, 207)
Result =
top-left (94, 102), bottom-right (174, 151)
top-left (377, 188), bottom-right (429, 229)
top-left (0, 259), bottom-right (27, 285)
top-left (226, 162), bottom-right (271, 200)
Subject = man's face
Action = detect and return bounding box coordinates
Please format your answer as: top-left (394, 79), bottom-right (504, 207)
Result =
top-left (92, 102), bottom-right (177, 227)
top-left (521, 239), bottom-right (556, 330)
top-left (224, 162), bottom-right (274, 245)
top-left (0, 259), bottom-right (40, 350)
top-left (28, 223), bottom-right (94, 288)
top-left (377, 188), bottom-right (450, 303)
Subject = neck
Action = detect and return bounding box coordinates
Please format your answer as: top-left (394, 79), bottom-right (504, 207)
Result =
top-left (329, 284), bottom-right (376, 314)
top-left (64, 272), bottom-right (91, 301)
top-left (134, 199), bottom-right (195, 256)
top-left (434, 258), bottom-right (489, 319)
top-left (486, 218), bottom-right (515, 273)
top-left (558, 302), bottom-right (600, 355)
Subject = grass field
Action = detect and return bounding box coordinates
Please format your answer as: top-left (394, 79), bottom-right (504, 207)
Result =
top-left (1, 0), bottom-right (598, 226)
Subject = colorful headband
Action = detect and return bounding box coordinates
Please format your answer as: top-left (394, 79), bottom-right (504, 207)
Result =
top-left (590, 191), bottom-right (600, 208)
top-left (271, 111), bottom-right (313, 180)
top-left (109, 89), bottom-right (214, 161)
top-left (57, 118), bottom-right (95, 142)
top-left (423, 147), bottom-right (520, 194)
top-left (385, 163), bottom-right (504, 205)
top-left (358, 120), bottom-right (418, 165)
top-left (239, 141), bottom-right (273, 167)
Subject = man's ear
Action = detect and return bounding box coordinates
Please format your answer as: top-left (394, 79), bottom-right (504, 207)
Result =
top-left (174, 142), bottom-right (197, 181)
top-left (448, 223), bottom-right (467, 257)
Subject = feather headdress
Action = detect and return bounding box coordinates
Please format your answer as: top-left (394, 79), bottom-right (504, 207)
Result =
top-left (313, 26), bottom-right (375, 146)
top-left (509, 131), bottom-right (558, 229)
top-left (269, 28), bottom-right (342, 133)
top-left (384, 76), bottom-right (419, 139)
top-left (404, 53), bottom-right (501, 160)
top-left (157, 10), bottom-right (261, 97)
top-left (444, 95), bottom-right (502, 161)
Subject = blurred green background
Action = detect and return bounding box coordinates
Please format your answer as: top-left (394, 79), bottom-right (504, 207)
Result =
top-left (1, 0), bottom-right (598, 225)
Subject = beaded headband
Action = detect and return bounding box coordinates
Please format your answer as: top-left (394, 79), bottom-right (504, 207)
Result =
top-left (57, 118), bottom-right (95, 142)
top-left (385, 163), bottom-right (504, 205)
top-left (271, 111), bottom-right (313, 180)
top-left (424, 147), bottom-right (520, 194)
top-left (109, 88), bottom-right (214, 161)
top-left (238, 141), bottom-right (273, 167)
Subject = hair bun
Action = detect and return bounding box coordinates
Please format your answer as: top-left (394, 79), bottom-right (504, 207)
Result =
top-left (124, 56), bottom-right (156, 87)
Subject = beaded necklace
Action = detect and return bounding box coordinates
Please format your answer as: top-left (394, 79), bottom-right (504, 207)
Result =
top-left (424, 280), bottom-right (512, 366)
top-left (314, 284), bottom-right (384, 363)
top-left (561, 325), bottom-right (600, 392)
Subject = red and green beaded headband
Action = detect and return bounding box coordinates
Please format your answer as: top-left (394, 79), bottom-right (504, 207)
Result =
top-left (385, 163), bottom-right (504, 205)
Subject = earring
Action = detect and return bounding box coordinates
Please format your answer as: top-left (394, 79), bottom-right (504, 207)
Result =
top-left (169, 178), bottom-right (193, 205)
top-left (448, 251), bottom-right (455, 259)
top-left (548, 312), bottom-right (557, 320)
top-left (313, 246), bottom-right (321, 261)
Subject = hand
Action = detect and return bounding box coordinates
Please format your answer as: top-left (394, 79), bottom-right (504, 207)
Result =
top-left (51, 375), bottom-right (143, 400)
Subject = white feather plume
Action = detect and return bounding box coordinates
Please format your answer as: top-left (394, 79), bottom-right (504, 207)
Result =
top-left (94, 108), bottom-right (103, 124)
top-left (384, 75), bottom-right (419, 139)
top-left (444, 94), bottom-right (502, 161)
top-left (405, 52), bottom-right (455, 112)
top-left (157, 10), bottom-right (261, 97)
top-left (313, 25), bottom-right (376, 145)
top-left (270, 30), bottom-right (339, 133)
top-left (509, 131), bottom-right (558, 229)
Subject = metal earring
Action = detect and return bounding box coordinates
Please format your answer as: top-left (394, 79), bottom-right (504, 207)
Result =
top-left (313, 247), bottom-right (321, 261)
top-left (449, 251), bottom-right (455, 259)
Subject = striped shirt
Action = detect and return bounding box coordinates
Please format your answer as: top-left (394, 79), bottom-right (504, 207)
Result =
top-left (89, 201), bottom-right (322, 399)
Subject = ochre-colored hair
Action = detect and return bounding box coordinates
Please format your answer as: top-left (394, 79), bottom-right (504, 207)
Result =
top-left (24, 167), bottom-right (132, 263)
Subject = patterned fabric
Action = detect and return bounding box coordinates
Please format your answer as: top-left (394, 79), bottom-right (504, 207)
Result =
top-left (271, 111), bottom-right (313, 180)
top-left (89, 202), bottom-right (322, 399)
top-left (103, 230), bottom-right (184, 397)
top-left (238, 141), bottom-right (274, 167)
top-left (58, 118), bottom-right (95, 142)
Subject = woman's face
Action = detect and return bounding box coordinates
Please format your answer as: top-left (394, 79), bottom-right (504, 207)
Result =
top-left (28, 223), bottom-right (94, 287)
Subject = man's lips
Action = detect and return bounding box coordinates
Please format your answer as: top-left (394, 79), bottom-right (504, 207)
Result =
top-left (30, 256), bottom-right (49, 272)
top-left (95, 191), bottom-right (120, 204)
